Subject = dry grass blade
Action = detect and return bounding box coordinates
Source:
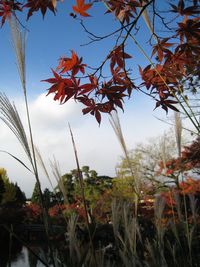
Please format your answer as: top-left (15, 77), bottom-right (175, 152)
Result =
top-left (0, 150), bottom-right (32, 173)
top-left (68, 123), bottom-right (97, 266)
top-left (109, 111), bottom-right (139, 195)
top-left (0, 93), bottom-right (33, 166)
top-left (36, 151), bottom-right (70, 227)
top-left (139, 1), bottom-right (158, 43)
top-left (50, 157), bottom-right (68, 204)
top-left (154, 195), bottom-right (166, 221)
top-left (68, 124), bottom-right (90, 223)
top-left (109, 111), bottom-right (128, 159)
top-left (36, 148), bottom-right (67, 206)
top-left (160, 135), bottom-right (167, 171)
top-left (67, 214), bottom-right (81, 263)
top-left (35, 146), bottom-right (56, 190)
top-left (111, 200), bottom-right (121, 238)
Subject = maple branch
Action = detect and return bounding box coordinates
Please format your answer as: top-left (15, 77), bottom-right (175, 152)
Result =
top-left (154, 116), bottom-right (198, 136)
top-left (80, 0), bottom-right (153, 47)
top-left (120, 22), bottom-right (200, 133)
top-left (138, 87), bottom-right (158, 101)
top-left (12, 12), bottom-right (29, 32)
top-left (151, 2), bottom-right (175, 32)
top-left (121, 0), bottom-right (154, 46)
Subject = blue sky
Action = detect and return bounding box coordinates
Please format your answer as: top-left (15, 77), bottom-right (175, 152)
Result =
top-left (0, 1), bottom-right (178, 197)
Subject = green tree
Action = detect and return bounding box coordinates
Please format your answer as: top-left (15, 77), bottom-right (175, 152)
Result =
top-left (0, 168), bottom-right (16, 205)
top-left (31, 181), bottom-right (41, 204)
top-left (55, 166), bottom-right (113, 211)
top-left (0, 177), bottom-right (5, 203)
top-left (2, 182), bottom-right (16, 204)
top-left (0, 168), bottom-right (9, 183)
top-left (55, 173), bottom-right (75, 204)
top-left (0, 168), bottom-right (26, 206)
top-left (14, 183), bottom-right (26, 206)
top-left (43, 188), bottom-right (55, 209)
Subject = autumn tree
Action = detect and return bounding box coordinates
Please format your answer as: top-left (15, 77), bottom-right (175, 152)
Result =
top-left (0, 0), bottom-right (199, 131)
top-left (113, 128), bottom-right (191, 200)
top-left (160, 137), bottom-right (200, 179)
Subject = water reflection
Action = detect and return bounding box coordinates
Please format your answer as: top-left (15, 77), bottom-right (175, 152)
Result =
top-left (28, 247), bottom-right (38, 267)
top-left (0, 238), bottom-right (23, 267)
top-left (0, 239), bottom-right (55, 267)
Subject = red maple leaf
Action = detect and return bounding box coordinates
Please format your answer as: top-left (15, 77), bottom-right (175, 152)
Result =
top-left (23, 0), bottom-right (56, 19)
top-left (72, 0), bottom-right (92, 17)
top-left (0, 1), bottom-right (22, 27)
top-left (170, 0), bottom-right (200, 16)
top-left (42, 69), bottom-right (77, 103)
top-left (57, 51), bottom-right (86, 75)
top-left (108, 45), bottom-right (132, 72)
top-left (177, 19), bottom-right (200, 43)
top-left (152, 38), bottom-right (174, 62)
top-left (106, 0), bottom-right (140, 23)
top-left (0, 2), bottom-right (11, 26)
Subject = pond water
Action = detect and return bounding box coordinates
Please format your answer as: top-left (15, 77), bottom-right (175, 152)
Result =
top-left (8, 246), bottom-right (47, 267)
top-left (0, 244), bottom-right (56, 267)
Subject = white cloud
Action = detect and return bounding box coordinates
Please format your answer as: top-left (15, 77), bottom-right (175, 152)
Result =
top-left (0, 93), bottom-right (172, 197)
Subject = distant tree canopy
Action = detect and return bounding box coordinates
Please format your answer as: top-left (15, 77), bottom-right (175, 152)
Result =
top-left (55, 166), bottom-right (113, 206)
top-left (0, 168), bottom-right (26, 207)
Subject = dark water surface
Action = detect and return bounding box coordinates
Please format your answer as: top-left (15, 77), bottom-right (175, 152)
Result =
top-left (0, 244), bottom-right (55, 267)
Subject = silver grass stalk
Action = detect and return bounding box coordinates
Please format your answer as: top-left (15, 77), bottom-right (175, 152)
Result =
top-left (173, 111), bottom-right (190, 260)
top-left (35, 146), bottom-right (54, 189)
top-left (189, 194), bottom-right (198, 224)
top-left (36, 148), bottom-right (70, 227)
top-left (50, 157), bottom-right (68, 205)
top-left (139, 0), bottom-right (158, 43)
top-left (35, 148), bottom-right (67, 206)
top-left (8, 15), bottom-right (42, 197)
top-left (174, 112), bottom-right (182, 157)
top-left (8, 15), bottom-right (44, 208)
top-left (9, 17), bottom-right (26, 93)
top-left (111, 200), bottom-right (121, 239)
top-left (67, 214), bottom-right (81, 264)
top-left (8, 16), bottom-right (56, 267)
top-left (0, 93), bottom-right (33, 166)
top-left (160, 135), bottom-right (167, 171)
top-left (110, 111), bottom-right (139, 255)
top-left (68, 124), bottom-right (97, 266)
top-left (109, 111), bottom-right (139, 195)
